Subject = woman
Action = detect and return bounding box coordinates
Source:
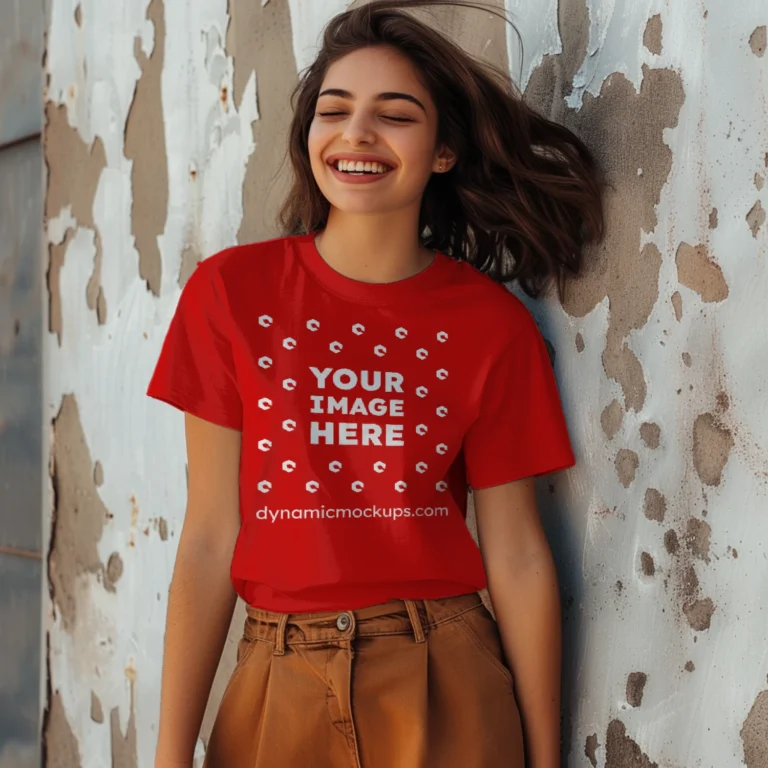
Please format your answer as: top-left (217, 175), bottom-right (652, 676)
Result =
top-left (147, 2), bottom-right (603, 766)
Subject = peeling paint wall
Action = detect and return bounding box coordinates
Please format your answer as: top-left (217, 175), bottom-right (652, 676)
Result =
top-left (510, 0), bottom-right (768, 765)
top-left (42, 0), bottom-right (768, 765)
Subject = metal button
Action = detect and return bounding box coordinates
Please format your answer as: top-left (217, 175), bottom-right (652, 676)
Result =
top-left (336, 613), bottom-right (351, 631)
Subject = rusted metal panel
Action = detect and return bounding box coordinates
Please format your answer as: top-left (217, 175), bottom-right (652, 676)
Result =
top-left (0, 0), bottom-right (45, 146)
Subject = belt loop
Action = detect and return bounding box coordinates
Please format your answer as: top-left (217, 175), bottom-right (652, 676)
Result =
top-left (273, 613), bottom-right (288, 656)
top-left (404, 600), bottom-right (426, 644)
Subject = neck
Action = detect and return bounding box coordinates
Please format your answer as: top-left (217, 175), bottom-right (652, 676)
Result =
top-left (314, 207), bottom-right (434, 285)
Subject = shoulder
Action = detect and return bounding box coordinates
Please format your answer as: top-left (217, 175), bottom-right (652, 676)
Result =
top-left (442, 256), bottom-right (539, 344)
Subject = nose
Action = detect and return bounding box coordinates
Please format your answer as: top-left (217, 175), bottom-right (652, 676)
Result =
top-left (342, 111), bottom-right (376, 146)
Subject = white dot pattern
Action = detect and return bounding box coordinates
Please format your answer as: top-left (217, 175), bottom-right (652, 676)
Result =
top-left (255, 316), bottom-right (452, 498)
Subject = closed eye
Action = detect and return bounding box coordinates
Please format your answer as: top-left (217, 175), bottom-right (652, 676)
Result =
top-left (317, 112), bottom-right (415, 123)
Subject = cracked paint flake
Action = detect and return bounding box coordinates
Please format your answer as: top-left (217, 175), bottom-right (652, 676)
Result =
top-left (676, 242), bottom-right (729, 302)
top-left (643, 488), bottom-right (666, 522)
top-left (44, 691), bottom-right (82, 767)
top-left (750, 26), bottom-right (767, 57)
top-left (693, 412), bottom-right (734, 486)
top-left (527, 31), bottom-right (684, 411)
top-left (741, 690), bottom-right (768, 767)
top-left (639, 422), bottom-right (660, 449)
top-left (671, 290), bottom-right (682, 321)
top-left (48, 395), bottom-right (109, 632)
top-left (600, 399), bottom-right (623, 440)
top-left (44, 102), bottom-right (107, 341)
top-left (640, 552), bottom-right (655, 577)
top-left (110, 681), bottom-right (137, 768)
top-left (585, 733), bottom-right (599, 767)
top-left (605, 719), bottom-right (658, 768)
top-left (643, 15), bottom-right (662, 56)
top-left (747, 200), bottom-right (766, 238)
top-left (615, 448), bottom-right (639, 488)
top-left (125, 0), bottom-right (169, 297)
top-left (627, 672), bottom-right (648, 707)
top-left (684, 517), bottom-right (712, 562)
top-left (683, 597), bottom-right (715, 631)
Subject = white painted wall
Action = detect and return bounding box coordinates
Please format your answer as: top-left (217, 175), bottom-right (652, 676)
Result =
top-left (44, 0), bottom-right (768, 765)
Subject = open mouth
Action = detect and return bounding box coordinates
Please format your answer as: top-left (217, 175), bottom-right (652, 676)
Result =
top-left (330, 159), bottom-right (394, 176)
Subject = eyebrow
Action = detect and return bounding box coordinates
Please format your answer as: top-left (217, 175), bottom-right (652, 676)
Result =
top-left (317, 88), bottom-right (427, 114)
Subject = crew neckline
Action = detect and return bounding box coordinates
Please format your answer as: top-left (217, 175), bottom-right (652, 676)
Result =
top-left (295, 231), bottom-right (451, 305)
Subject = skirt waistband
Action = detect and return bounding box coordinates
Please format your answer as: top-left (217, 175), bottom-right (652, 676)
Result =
top-left (243, 591), bottom-right (484, 656)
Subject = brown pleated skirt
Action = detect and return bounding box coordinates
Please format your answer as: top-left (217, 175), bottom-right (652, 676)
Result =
top-left (204, 591), bottom-right (524, 767)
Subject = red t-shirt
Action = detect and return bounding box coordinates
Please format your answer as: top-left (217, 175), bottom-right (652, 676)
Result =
top-left (147, 233), bottom-right (575, 611)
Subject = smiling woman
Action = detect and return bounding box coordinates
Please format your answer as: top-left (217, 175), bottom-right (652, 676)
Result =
top-left (146, 2), bottom-right (604, 767)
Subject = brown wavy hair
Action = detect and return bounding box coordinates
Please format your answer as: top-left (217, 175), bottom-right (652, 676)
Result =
top-left (277, 0), bottom-right (604, 297)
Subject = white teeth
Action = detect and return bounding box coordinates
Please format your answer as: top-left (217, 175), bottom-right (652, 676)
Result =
top-left (335, 159), bottom-right (391, 174)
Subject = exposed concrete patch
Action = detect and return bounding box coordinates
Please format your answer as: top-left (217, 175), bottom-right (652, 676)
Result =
top-left (644, 488), bottom-right (666, 522)
top-left (708, 207), bottom-right (718, 228)
top-left (228, 0), bottom-right (295, 244)
top-left (110, 681), bottom-right (137, 768)
top-left (48, 395), bottom-right (109, 631)
top-left (627, 672), bottom-right (647, 706)
top-left (684, 597), bottom-right (715, 631)
top-left (93, 460), bottom-right (104, 486)
top-left (585, 733), bottom-right (599, 767)
top-left (601, 399), bottom-right (623, 440)
top-left (750, 26), bottom-right (767, 57)
top-left (158, 517), bottom-right (168, 541)
top-left (575, 332), bottom-right (585, 353)
top-left (682, 564), bottom-right (699, 599)
top-left (640, 552), bottom-right (655, 577)
top-left (676, 242), bottom-right (729, 302)
top-left (671, 291), bottom-right (683, 321)
top-left (74, 4), bottom-right (82, 27)
top-left (44, 103), bottom-right (107, 341)
top-left (756, 173), bottom-right (765, 191)
top-left (643, 15), bottom-right (663, 56)
top-left (682, 351), bottom-right (692, 368)
top-left (124, 0), bottom-right (168, 296)
top-left (693, 412), bottom-right (734, 486)
top-left (741, 690), bottom-right (768, 767)
top-left (747, 200), bottom-right (766, 238)
top-left (684, 517), bottom-right (712, 562)
top-left (105, 552), bottom-right (124, 592)
top-left (664, 529), bottom-right (679, 555)
top-left (526, 15), bottom-right (684, 413)
top-left (640, 422), bottom-right (660, 449)
top-left (605, 719), bottom-right (658, 768)
top-left (90, 691), bottom-right (104, 724)
top-left (85, 249), bottom-right (107, 324)
top-left (44, 691), bottom-right (81, 767)
top-left (47, 231), bottom-right (76, 344)
top-left (615, 449), bottom-right (639, 487)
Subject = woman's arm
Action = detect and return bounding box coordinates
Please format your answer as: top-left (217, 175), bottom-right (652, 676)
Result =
top-left (474, 477), bottom-right (562, 768)
top-left (154, 413), bottom-right (242, 767)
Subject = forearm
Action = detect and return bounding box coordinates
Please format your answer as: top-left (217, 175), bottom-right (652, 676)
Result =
top-left (487, 549), bottom-right (562, 768)
top-left (155, 534), bottom-right (237, 766)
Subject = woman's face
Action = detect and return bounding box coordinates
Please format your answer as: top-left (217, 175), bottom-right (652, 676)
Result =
top-left (308, 45), bottom-right (453, 216)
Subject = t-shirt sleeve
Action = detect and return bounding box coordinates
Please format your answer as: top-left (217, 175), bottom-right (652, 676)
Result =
top-left (146, 258), bottom-right (243, 430)
top-left (463, 313), bottom-right (575, 490)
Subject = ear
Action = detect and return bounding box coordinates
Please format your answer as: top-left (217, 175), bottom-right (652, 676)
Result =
top-left (432, 145), bottom-right (457, 173)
